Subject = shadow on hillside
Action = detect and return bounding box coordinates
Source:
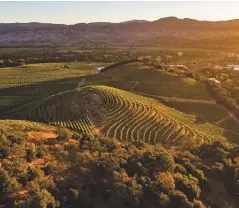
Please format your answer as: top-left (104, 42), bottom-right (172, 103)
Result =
top-left (0, 73), bottom-right (102, 97)
top-left (0, 73), bottom-right (104, 116)
top-left (223, 131), bottom-right (239, 145)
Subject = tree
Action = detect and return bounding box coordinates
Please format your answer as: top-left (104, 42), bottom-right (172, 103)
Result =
top-left (57, 127), bottom-right (70, 141)
top-left (26, 149), bottom-right (36, 162)
top-left (31, 189), bottom-right (59, 208)
top-left (156, 172), bottom-right (175, 192)
top-left (193, 200), bottom-right (206, 208)
top-left (174, 173), bottom-right (201, 201)
top-left (170, 190), bottom-right (193, 208)
top-left (63, 65), bottom-right (69, 69)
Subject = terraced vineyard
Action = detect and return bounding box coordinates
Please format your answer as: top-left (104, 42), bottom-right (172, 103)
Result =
top-left (164, 101), bottom-right (239, 134)
top-left (3, 85), bottom-right (236, 144)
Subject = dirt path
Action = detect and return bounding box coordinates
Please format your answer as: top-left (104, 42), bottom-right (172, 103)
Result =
top-left (220, 105), bottom-right (239, 126)
top-left (130, 81), bottom-right (140, 91)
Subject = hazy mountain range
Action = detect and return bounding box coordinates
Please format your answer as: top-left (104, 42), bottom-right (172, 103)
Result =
top-left (1, 17), bottom-right (239, 47)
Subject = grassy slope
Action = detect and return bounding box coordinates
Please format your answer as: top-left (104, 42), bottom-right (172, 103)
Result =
top-left (0, 119), bottom-right (237, 208)
top-left (3, 85), bottom-right (237, 145)
top-left (0, 120), bottom-right (56, 140)
top-left (0, 62), bottom-right (210, 113)
top-left (0, 62), bottom-right (110, 112)
top-left (163, 101), bottom-right (239, 134)
top-left (87, 62), bottom-right (212, 100)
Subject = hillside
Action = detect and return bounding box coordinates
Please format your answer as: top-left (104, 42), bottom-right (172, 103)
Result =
top-left (1, 17), bottom-right (239, 47)
top-left (88, 62), bottom-right (212, 100)
top-left (0, 119), bottom-right (238, 208)
top-left (3, 85), bottom-right (237, 145)
top-left (0, 62), bottom-right (110, 112)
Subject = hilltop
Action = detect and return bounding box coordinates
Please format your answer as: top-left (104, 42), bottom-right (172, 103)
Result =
top-left (2, 85), bottom-right (237, 145)
top-left (1, 17), bottom-right (239, 48)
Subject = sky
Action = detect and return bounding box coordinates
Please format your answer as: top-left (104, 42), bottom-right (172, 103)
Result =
top-left (0, 1), bottom-right (238, 24)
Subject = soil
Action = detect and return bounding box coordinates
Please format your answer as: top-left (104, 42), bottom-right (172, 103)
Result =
top-left (27, 131), bottom-right (57, 139)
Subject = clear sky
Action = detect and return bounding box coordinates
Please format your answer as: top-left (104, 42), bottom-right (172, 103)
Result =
top-left (0, 1), bottom-right (238, 24)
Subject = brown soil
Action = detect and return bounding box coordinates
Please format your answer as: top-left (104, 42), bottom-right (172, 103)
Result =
top-left (27, 131), bottom-right (57, 139)
top-left (28, 158), bottom-right (45, 166)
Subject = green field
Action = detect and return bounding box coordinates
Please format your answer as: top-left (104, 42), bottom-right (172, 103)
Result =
top-left (163, 100), bottom-right (239, 135)
top-left (0, 47), bottom-right (53, 56)
top-left (0, 62), bottom-right (110, 112)
top-left (2, 61), bottom-right (239, 144)
top-left (0, 61), bottom-right (211, 112)
top-left (87, 62), bottom-right (213, 100)
top-left (4, 85), bottom-right (236, 145)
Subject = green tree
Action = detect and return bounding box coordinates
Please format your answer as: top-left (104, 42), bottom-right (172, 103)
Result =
top-left (31, 189), bottom-right (60, 208)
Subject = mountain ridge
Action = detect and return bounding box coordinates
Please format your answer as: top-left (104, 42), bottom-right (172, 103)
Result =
top-left (1, 16), bottom-right (239, 46)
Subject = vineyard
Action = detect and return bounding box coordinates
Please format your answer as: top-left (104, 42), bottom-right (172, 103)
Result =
top-left (164, 101), bottom-right (239, 134)
top-left (0, 62), bottom-right (110, 112)
top-left (3, 85), bottom-right (236, 144)
top-left (97, 62), bottom-right (212, 100)
top-left (0, 62), bottom-right (109, 95)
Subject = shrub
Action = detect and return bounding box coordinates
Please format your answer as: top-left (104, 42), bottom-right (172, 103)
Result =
top-left (193, 199), bottom-right (206, 208)
top-left (72, 133), bottom-right (82, 141)
top-left (36, 145), bottom-right (48, 158)
top-left (157, 192), bottom-right (170, 206)
top-left (174, 173), bottom-right (201, 201)
top-left (57, 127), bottom-right (71, 141)
top-left (192, 169), bottom-right (205, 181)
top-left (175, 164), bottom-right (187, 175)
top-left (212, 162), bottom-right (224, 173)
top-left (26, 149), bottom-right (36, 162)
top-left (27, 167), bottom-right (44, 182)
top-left (0, 170), bottom-right (21, 195)
top-left (68, 188), bottom-right (80, 201)
top-left (8, 135), bottom-right (25, 145)
top-left (42, 164), bottom-right (55, 176)
top-left (156, 172), bottom-right (175, 192)
top-left (31, 189), bottom-right (60, 208)
top-left (170, 190), bottom-right (193, 208)
top-left (156, 152), bottom-right (176, 172)
top-left (0, 149), bottom-right (8, 159)
top-left (184, 162), bottom-right (196, 173)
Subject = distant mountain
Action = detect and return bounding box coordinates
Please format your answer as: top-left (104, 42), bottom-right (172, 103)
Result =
top-left (1, 17), bottom-right (239, 47)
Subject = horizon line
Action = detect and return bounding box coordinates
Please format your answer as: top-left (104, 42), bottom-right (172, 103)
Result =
top-left (1, 16), bottom-right (239, 25)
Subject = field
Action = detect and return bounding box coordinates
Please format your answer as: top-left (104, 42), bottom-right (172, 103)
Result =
top-left (1, 61), bottom-right (239, 144)
top-left (87, 62), bottom-right (213, 100)
top-left (0, 62), bottom-right (110, 112)
top-left (0, 61), bottom-right (211, 112)
top-left (4, 85), bottom-right (236, 145)
top-left (0, 47), bottom-right (53, 56)
top-left (163, 100), bottom-right (239, 136)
